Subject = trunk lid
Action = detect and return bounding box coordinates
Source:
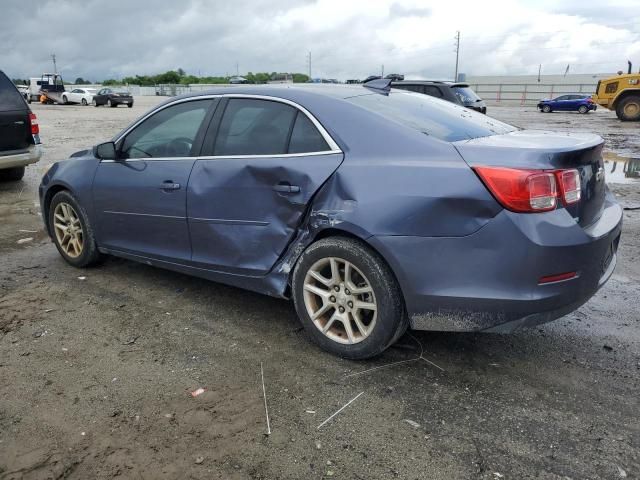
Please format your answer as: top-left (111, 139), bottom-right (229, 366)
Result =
top-left (454, 130), bottom-right (606, 227)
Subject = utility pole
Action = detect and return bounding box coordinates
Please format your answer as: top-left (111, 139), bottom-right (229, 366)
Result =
top-left (453, 31), bottom-right (460, 82)
top-left (236, 62), bottom-right (239, 77)
top-left (51, 53), bottom-right (57, 74)
top-left (537, 64), bottom-right (541, 83)
top-left (307, 51), bottom-right (312, 79)
top-left (381, 64), bottom-right (384, 78)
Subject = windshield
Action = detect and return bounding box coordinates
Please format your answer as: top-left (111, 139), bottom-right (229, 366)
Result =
top-left (349, 90), bottom-right (516, 142)
top-left (452, 86), bottom-right (481, 104)
top-left (113, 89), bottom-right (129, 94)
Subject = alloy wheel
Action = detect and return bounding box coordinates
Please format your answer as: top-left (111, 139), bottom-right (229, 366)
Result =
top-left (53, 202), bottom-right (84, 258)
top-left (303, 257), bottom-right (377, 345)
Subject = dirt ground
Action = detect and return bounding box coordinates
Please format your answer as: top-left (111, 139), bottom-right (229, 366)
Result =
top-left (1, 97), bottom-right (639, 480)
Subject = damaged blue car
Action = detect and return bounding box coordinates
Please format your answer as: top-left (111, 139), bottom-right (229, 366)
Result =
top-left (40, 82), bottom-right (622, 359)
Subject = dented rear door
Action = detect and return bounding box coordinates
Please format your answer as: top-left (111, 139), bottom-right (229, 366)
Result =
top-left (187, 96), bottom-right (343, 276)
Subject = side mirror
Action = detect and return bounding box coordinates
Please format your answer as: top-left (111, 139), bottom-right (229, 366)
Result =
top-left (93, 141), bottom-right (117, 160)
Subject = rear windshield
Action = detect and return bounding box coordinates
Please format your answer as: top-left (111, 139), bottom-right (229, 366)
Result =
top-left (349, 90), bottom-right (516, 142)
top-left (0, 71), bottom-right (27, 112)
top-left (452, 86), bottom-right (481, 104)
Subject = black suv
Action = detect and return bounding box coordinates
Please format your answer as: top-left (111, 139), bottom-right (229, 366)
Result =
top-left (0, 70), bottom-right (41, 180)
top-left (392, 81), bottom-right (487, 113)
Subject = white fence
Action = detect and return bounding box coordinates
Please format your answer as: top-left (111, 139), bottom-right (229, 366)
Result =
top-left (470, 83), bottom-right (599, 106)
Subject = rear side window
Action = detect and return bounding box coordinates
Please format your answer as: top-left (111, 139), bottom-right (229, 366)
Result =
top-left (423, 86), bottom-right (443, 98)
top-left (348, 91), bottom-right (516, 142)
top-left (288, 112), bottom-right (330, 153)
top-left (214, 99), bottom-right (297, 156)
top-left (0, 72), bottom-right (27, 112)
top-left (395, 84), bottom-right (424, 94)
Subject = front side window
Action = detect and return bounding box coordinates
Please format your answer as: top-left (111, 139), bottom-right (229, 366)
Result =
top-left (214, 99), bottom-right (296, 156)
top-left (121, 99), bottom-right (213, 158)
top-left (605, 82), bottom-right (618, 94)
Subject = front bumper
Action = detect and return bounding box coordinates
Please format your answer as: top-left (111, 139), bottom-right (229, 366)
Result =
top-left (0, 144), bottom-right (42, 169)
top-left (370, 190), bottom-right (622, 332)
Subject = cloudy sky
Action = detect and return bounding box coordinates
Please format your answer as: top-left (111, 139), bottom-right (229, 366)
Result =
top-left (2, 0), bottom-right (639, 82)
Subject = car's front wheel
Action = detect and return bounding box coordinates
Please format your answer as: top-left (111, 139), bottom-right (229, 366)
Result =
top-left (292, 237), bottom-right (406, 359)
top-left (93, 99), bottom-right (99, 107)
top-left (108, 99), bottom-right (116, 108)
top-left (49, 190), bottom-right (102, 268)
top-left (542, 105), bottom-right (552, 113)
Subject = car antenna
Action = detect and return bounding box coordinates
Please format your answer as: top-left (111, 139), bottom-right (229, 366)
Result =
top-left (363, 77), bottom-right (392, 93)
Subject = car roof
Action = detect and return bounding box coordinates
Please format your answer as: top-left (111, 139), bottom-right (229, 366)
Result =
top-left (155, 84), bottom-right (383, 110)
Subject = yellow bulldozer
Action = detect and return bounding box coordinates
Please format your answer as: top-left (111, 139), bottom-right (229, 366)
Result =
top-left (592, 61), bottom-right (640, 121)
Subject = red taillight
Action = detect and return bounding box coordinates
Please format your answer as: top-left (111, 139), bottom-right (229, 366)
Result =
top-left (538, 271), bottom-right (578, 284)
top-left (557, 169), bottom-right (581, 205)
top-left (473, 166), bottom-right (557, 213)
top-left (29, 112), bottom-right (39, 135)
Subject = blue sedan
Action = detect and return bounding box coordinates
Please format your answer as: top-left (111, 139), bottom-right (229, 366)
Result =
top-left (40, 83), bottom-right (621, 359)
top-left (538, 94), bottom-right (597, 113)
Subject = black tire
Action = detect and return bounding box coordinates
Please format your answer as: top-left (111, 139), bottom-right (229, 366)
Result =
top-left (616, 95), bottom-right (640, 121)
top-left (108, 99), bottom-right (116, 108)
top-left (0, 166), bottom-right (25, 181)
top-left (578, 105), bottom-right (588, 114)
top-left (127, 102), bottom-right (133, 108)
top-left (93, 99), bottom-right (99, 107)
top-left (542, 105), bottom-right (552, 113)
top-left (292, 236), bottom-right (406, 359)
top-left (62, 95), bottom-right (68, 105)
top-left (81, 98), bottom-right (88, 106)
top-left (48, 190), bottom-right (103, 268)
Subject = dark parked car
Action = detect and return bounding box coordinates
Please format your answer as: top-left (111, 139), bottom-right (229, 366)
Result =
top-left (40, 84), bottom-right (621, 359)
top-left (392, 80), bottom-right (487, 113)
top-left (537, 94), bottom-right (597, 114)
top-left (93, 88), bottom-right (134, 108)
top-left (0, 70), bottom-right (41, 181)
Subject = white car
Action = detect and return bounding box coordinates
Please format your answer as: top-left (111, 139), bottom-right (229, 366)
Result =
top-left (61, 88), bottom-right (97, 106)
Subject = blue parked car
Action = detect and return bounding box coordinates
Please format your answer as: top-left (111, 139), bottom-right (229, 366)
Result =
top-left (538, 94), bottom-right (597, 113)
top-left (40, 83), bottom-right (621, 359)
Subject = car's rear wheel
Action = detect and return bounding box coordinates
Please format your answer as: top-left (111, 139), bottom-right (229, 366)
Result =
top-left (578, 105), bottom-right (588, 114)
top-left (542, 105), bottom-right (552, 113)
top-left (292, 237), bottom-right (406, 359)
top-left (81, 98), bottom-right (88, 106)
top-left (49, 191), bottom-right (102, 268)
top-left (616, 95), bottom-right (640, 121)
top-left (62, 95), bottom-right (68, 104)
top-left (0, 166), bottom-right (25, 181)
top-left (93, 99), bottom-right (98, 107)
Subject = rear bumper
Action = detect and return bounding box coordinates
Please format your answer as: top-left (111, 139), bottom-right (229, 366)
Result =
top-left (370, 189), bottom-right (622, 332)
top-left (111, 97), bottom-right (133, 104)
top-left (0, 144), bottom-right (42, 169)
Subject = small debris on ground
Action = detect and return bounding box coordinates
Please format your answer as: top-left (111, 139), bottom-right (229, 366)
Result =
top-left (190, 387), bottom-right (206, 398)
top-left (195, 456), bottom-right (204, 464)
top-left (603, 345), bottom-right (614, 352)
top-left (77, 276), bottom-right (86, 280)
top-left (17, 237), bottom-right (33, 244)
top-left (404, 419), bottom-right (420, 428)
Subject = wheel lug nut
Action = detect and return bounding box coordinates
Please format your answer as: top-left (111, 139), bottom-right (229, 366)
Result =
top-left (345, 289), bottom-right (351, 295)
top-left (334, 286), bottom-right (340, 292)
top-left (338, 306), bottom-right (345, 313)
top-left (348, 301), bottom-right (353, 308)
top-left (329, 296), bottom-right (336, 303)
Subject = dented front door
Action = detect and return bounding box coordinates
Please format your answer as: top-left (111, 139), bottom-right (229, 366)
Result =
top-left (187, 153), bottom-right (343, 275)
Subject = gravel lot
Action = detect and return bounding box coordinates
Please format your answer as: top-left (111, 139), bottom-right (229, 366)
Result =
top-left (1, 96), bottom-right (639, 480)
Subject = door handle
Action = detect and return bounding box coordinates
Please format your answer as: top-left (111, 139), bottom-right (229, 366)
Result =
top-left (273, 183), bottom-right (301, 194)
top-left (160, 181), bottom-right (181, 190)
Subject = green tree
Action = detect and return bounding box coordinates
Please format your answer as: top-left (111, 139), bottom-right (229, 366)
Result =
top-left (74, 77), bottom-right (89, 85)
top-left (177, 68), bottom-right (186, 77)
top-left (292, 73), bottom-right (310, 83)
top-left (102, 79), bottom-right (119, 86)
